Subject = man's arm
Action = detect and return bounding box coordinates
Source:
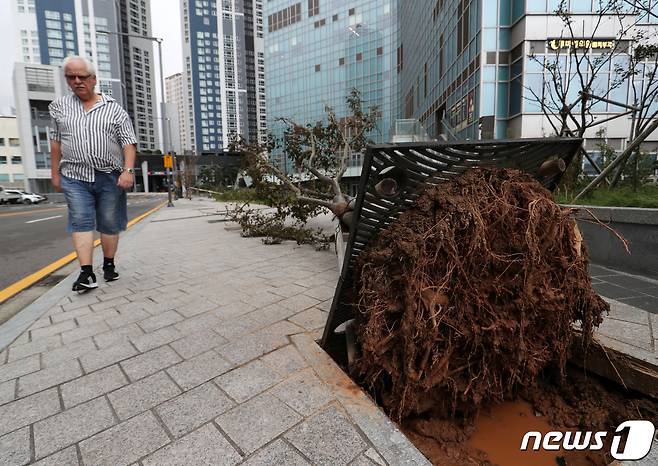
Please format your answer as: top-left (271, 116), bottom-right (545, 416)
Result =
top-left (50, 140), bottom-right (62, 192)
top-left (117, 143), bottom-right (136, 189)
top-left (48, 101), bottom-right (62, 192)
top-left (116, 108), bottom-right (138, 189)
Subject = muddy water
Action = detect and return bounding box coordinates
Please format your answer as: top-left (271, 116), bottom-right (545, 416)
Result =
top-left (467, 400), bottom-right (598, 466)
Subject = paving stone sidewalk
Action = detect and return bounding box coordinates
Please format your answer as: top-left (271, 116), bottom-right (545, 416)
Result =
top-left (587, 265), bottom-right (658, 365)
top-left (0, 198), bottom-right (429, 466)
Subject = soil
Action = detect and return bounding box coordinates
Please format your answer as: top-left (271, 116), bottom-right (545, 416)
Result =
top-left (401, 368), bottom-right (658, 466)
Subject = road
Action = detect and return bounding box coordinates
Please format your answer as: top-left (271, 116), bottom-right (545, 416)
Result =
top-left (0, 195), bottom-right (166, 291)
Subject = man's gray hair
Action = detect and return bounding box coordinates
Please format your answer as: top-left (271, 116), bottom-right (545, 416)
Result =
top-left (62, 56), bottom-right (96, 75)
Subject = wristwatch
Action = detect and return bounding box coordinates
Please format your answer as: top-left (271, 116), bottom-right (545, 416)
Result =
top-left (123, 167), bottom-right (135, 174)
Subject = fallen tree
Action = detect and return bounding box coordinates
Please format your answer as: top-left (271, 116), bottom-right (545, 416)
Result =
top-left (228, 89), bottom-right (381, 240)
top-left (353, 168), bottom-right (609, 421)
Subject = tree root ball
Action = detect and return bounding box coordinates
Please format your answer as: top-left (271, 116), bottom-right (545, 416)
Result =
top-left (353, 168), bottom-right (608, 421)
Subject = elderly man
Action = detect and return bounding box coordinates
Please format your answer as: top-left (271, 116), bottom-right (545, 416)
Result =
top-left (50, 56), bottom-right (137, 292)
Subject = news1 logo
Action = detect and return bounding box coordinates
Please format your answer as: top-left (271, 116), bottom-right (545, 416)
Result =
top-left (520, 420), bottom-right (656, 460)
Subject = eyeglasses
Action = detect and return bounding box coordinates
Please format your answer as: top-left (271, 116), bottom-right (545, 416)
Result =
top-left (65, 74), bottom-right (92, 82)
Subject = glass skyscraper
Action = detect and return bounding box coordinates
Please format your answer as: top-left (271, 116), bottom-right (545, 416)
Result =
top-left (400, 0), bottom-right (658, 155)
top-left (264, 0), bottom-right (398, 176)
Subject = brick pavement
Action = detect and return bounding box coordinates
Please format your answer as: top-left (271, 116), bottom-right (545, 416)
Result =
top-left (588, 264), bottom-right (658, 366)
top-left (0, 198), bottom-right (429, 466)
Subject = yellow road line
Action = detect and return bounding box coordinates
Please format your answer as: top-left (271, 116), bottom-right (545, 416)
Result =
top-left (0, 201), bottom-right (166, 305)
top-left (0, 206), bottom-right (67, 218)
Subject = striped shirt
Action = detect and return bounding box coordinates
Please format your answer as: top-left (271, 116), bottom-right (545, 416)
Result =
top-left (49, 93), bottom-right (137, 182)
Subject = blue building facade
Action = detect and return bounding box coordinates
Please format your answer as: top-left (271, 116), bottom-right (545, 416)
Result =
top-left (264, 0), bottom-right (399, 173)
top-left (35, 0), bottom-right (79, 65)
top-left (400, 0), bottom-right (658, 148)
top-left (180, 0), bottom-right (265, 153)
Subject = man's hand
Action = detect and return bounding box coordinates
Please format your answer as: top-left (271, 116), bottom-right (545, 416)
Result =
top-left (117, 171), bottom-right (134, 190)
top-left (52, 172), bottom-right (62, 192)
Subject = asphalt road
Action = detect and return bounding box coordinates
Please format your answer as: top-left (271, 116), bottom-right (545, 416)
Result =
top-left (0, 195), bottom-right (166, 291)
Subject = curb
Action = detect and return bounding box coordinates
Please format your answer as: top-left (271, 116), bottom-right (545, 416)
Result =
top-left (0, 202), bottom-right (165, 352)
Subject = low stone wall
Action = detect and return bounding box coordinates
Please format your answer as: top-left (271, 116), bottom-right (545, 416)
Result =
top-left (566, 205), bottom-right (658, 278)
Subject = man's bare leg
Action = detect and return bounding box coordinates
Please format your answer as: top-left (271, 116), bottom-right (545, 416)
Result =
top-left (72, 231), bottom-right (94, 266)
top-left (101, 233), bottom-right (119, 259)
top-left (72, 231), bottom-right (98, 291)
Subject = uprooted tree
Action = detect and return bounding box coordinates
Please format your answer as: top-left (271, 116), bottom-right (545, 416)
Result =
top-left (228, 89), bottom-right (381, 245)
top-left (353, 168), bottom-right (609, 421)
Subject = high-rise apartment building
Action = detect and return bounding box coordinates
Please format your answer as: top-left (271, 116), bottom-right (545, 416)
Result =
top-left (180, 0), bottom-right (266, 153)
top-left (263, 0), bottom-right (399, 180)
top-left (117, 0), bottom-right (160, 152)
top-left (165, 72), bottom-right (192, 154)
top-left (9, 0), bottom-right (159, 152)
top-left (399, 0), bottom-right (658, 156)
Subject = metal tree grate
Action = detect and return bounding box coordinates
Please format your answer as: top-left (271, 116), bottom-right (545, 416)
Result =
top-left (321, 137), bottom-right (583, 361)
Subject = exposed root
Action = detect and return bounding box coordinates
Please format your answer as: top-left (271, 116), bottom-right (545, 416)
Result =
top-left (353, 168), bottom-right (609, 421)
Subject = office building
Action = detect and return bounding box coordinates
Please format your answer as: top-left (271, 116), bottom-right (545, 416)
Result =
top-left (264, 0), bottom-right (399, 181)
top-left (398, 0), bottom-right (658, 157)
top-left (13, 63), bottom-right (67, 193)
top-left (0, 116), bottom-right (25, 188)
top-left (180, 0), bottom-right (266, 153)
top-left (10, 0), bottom-right (159, 152)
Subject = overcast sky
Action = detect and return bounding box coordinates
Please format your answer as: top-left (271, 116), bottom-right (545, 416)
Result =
top-left (152, 0), bottom-right (183, 80)
top-left (0, 0), bottom-right (183, 115)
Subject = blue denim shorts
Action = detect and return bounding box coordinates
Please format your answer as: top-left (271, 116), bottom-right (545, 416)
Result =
top-left (61, 171), bottom-right (128, 234)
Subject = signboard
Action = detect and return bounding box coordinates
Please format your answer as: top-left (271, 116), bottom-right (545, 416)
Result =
top-left (449, 90), bottom-right (475, 132)
top-left (547, 39), bottom-right (615, 51)
top-left (163, 154), bottom-right (173, 168)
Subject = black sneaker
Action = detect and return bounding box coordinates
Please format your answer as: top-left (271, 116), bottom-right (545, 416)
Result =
top-left (103, 264), bottom-right (120, 282)
top-left (72, 270), bottom-right (98, 292)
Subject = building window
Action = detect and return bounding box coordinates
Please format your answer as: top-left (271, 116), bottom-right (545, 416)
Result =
top-left (424, 62), bottom-right (428, 97)
top-left (349, 8), bottom-right (355, 15)
top-left (339, 57), bottom-right (345, 66)
top-left (9, 138), bottom-right (20, 147)
top-left (333, 14), bottom-right (338, 21)
top-left (44, 10), bottom-right (61, 20)
top-left (457, 0), bottom-right (470, 54)
top-left (356, 52), bottom-right (362, 61)
top-left (0, 156), bottom-right (6, 164)
top-left (11, 156), bottom-right (22, 164)
top-left (397, 44), bottom-right (403, 73)
top-left (377, 46), bottom-right (383, 56)
top-left (439, 34), bottom-right (444, 77)
top-left (308, 0), bottom-right (319, 17)
top-left (315, 64), bottom-right (321, 72)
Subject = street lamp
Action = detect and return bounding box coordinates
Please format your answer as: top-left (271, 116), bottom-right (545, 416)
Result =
top-left (96, 29), bottom-right (174, 207)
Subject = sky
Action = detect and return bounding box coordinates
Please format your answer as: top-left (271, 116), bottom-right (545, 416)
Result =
top-left (0, 0), bottom-right (183, 115)
top-left (151, 0), bottom-right (184, 81)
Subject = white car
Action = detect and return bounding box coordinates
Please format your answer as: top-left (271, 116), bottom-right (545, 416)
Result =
top-left (4, 189), bottom-right (46, 204)
top-left (0, 186), bottom-right (21, 204)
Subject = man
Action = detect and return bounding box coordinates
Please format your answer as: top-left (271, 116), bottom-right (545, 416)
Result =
top-left (50, 56), bottom-right (137, 292)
